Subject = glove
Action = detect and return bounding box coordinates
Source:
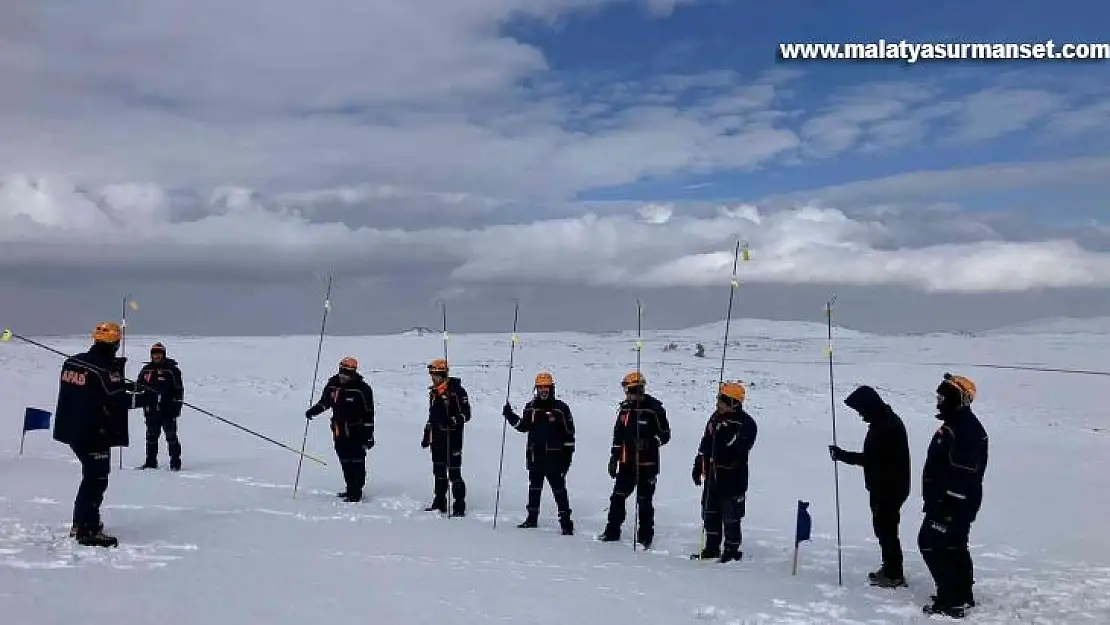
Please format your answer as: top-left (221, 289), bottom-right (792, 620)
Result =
top-left (692, 460), bottom-right (702, 486)
top-left (562, 449), bottom-right (573, 472)
top-left (607, 456), bottom-right (618, 479)
top-left (502, 403), bottom-right (513, 418)
top-left (421, 428), bottom-right (430, 448)
top-left (364, 436), bottom-right (375, 451)
top-left (305, 408), bottom-right (315, 420)
top-left (827, 444), bottom-right (843, 461)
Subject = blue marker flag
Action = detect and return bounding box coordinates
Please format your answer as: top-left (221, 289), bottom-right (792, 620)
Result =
top-left (795, 500), bottom-right (812, 545)
top-left (19, 407), bottom-right (52, 455)
top-left (23, 407), bottom-right (51, 432)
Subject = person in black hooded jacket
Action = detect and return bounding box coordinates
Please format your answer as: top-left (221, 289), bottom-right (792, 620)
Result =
top-left (829, 384), bottom-right (910, 587)
top-left (136, 342), bottom-right (185, 471)
top-left (306, 356), bottom-right (375, 502)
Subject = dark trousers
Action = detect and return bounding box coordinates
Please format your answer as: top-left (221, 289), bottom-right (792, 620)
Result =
top-left (701, 485), bottom-right (746, 553)
top-left (70, 445), bottom-right (111, 532)
top-left (871, 496), bottom-right (905, 577)
top-left (918, 515), bottom-right (975, 604)
top-left (145, 412), bottom-right (181, 464)
top-left (526, 467), bottom-right (571, 518)
top-left (605, 467), bottom-right (657, 541)
top-left (431, 440), bottom-right (466, 513)
top-left (334, 436), bottom-right (367, 496)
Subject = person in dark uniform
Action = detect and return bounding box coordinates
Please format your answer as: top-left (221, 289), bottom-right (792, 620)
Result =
top-left (829, 384), bottom-right (911, 587)
top-left (52, 321), bottom-right (148, 547)
top-left (421, 358), bottom-right (470, 517)
top-left (919, 373), bottom-right (989, 619)
top-left (306, 356), bottom-right (376, 502)
top-left (690, 381), bottom-right (757, 563)
top-left (598, 371), bottom-right (670, 549)
top-left (502, 370), bottom-right (576, 535)
top-left (136, 342), bottom-right (185, 471)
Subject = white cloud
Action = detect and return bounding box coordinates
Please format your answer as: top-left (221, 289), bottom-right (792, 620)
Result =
top-left (3, 175), bottom-right (1110, 293)
top-left (949, 88), bottom-right (1061, 142)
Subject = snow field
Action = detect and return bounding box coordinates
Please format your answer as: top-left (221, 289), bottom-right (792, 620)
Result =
top-left (1, 320), bottom-right (1108, 624)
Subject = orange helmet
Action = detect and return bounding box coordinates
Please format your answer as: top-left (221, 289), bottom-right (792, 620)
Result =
top-left (92, 322), bottom-right (122, 344)
top-left (719, 380), bottom-right (746, 403)
top-left (621, 371), bottom-right (645, 388)
top-left (339, 356), bottom-right (358, 371)
top-left (428, 358), bottom-right (449, 374)
top-left (942, 373), bottom-right (976, 405)
top-left (534, 371), bottom-right (554, 387)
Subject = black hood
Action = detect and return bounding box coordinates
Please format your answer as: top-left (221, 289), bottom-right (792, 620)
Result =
top-left (149, 357), bottom-right (178, 367)
top-left (844, 385), bottom-right (890, 422)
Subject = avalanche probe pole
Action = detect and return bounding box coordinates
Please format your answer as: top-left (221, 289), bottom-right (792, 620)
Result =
top-left (293, 275), bottom-right (333, 499)
top-left (632, 298), bottom-right (643, 551)
top-left (700, 239), bottom-right (744, 552)
top-left (441, 301), bottom-right (453, 518)
top-left (826, 295), bottom-right (844, 586)
top-left (119, 293), bottom-right (131, 469)
top-left (492, 300), bottom-right (520, 529)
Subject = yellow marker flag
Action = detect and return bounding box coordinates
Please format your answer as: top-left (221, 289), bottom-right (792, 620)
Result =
top-left (0, 329), bottom-right (11, 342)
top-left (822, 345), bottom-right (832, 358)
top-left (634, 339), bottom-right (643, 351)
top-left (128, 300), bottom-right (139, 311)
top-left (442, 332), bottom-right (450, 342)
top-left (731, 278), bottom-right (740, 288)
top-left (324, 299), bottom-right (331, 310)
top-left (510, 333), bottom-right (520, 345)
top-left (741, 245), bottom-right (751, 262)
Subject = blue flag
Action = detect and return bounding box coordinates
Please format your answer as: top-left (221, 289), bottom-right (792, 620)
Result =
top-left (23, 407), bottom-right (51, 432)
top-left (795, 500), bottom-right (812, 545)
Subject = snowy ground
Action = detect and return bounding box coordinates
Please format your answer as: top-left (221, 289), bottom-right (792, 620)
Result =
top-left (2, 317), bottom-right (1108, 624)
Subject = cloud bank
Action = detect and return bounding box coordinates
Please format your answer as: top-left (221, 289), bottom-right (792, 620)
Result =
top-left (3, 174), bottom-right (1109, 293)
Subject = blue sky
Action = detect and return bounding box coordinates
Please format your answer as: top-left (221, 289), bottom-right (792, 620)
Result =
top-left (503, 0), bottom-right (1110, 217)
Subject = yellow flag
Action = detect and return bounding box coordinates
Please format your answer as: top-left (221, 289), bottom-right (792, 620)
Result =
top-left (510, 333), bottom-right (520, 345)
top-left (741, 245), bottom-right (751, 262)
top-left (822, 345), bottom-right (832, 357)
top-left (128, 300), bottom-right (139, 311)
top-left (0, 329), bottom-right (11, 342)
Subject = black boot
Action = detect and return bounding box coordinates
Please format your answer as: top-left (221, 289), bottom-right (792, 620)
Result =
top-left (342, 491), bottom-right (362, 503)
top-left (75, 524), bottom-right (118, 548)
top-left (517, 512), bottom-right (538, 528)
top-left (558, 511), bottom-right (574, 536)
top-left (718, 546), bottom-right (743, 563)
top-left (425, 499), bottom-right (447, 513)
top-left (690, 547), bottom-right (721, 560)
top-left (596, 526), bottom-right (620, 542)
top-left (169, 457), bottom-right (181, 471)
top-left (870, 570), bottom-right (907, 588)
top-left (137, 459), bottom-right (157, 470)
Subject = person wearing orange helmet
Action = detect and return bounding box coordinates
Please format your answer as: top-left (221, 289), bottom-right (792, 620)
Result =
top-left (420, 358), bottom-right (471, 516)
top-left (502, 371), bottom-right (576, 535)
top-left (135, 342), bottom-right (186, 471)
top-left (690, 381), bottom-right (758, 563)
top-left (53, 321), bottom-right (150, 547)
top-left (597, 370), bottom-right (670, 548)
top-left (919, 373), bottom-right (989, 618)
top-left (305, 356), bottom-right (376, 502)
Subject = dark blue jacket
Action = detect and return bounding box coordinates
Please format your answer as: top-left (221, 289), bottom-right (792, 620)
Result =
top-left (423, 377), bottom-right (470, 449)
top-left (610, 393), bottom-right (670, 470)
top-left (922, 406), bottom-right (989, 524)
top-left (694, 407), bottom-right (757, 495)
top-left (505, 396), bottom-right (575, 471)
top-left (307, 371), bottom-right (375, 443)
top-left (137, 357), bottom-right (184, 417)
top-left (53, 343), bottom-right (142, 449)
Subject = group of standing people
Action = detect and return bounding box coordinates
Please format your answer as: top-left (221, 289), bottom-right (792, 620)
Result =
top-left (49, 320), bottom-right (989, 620)
top-left (830, 375), bottom-right (989, 619)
